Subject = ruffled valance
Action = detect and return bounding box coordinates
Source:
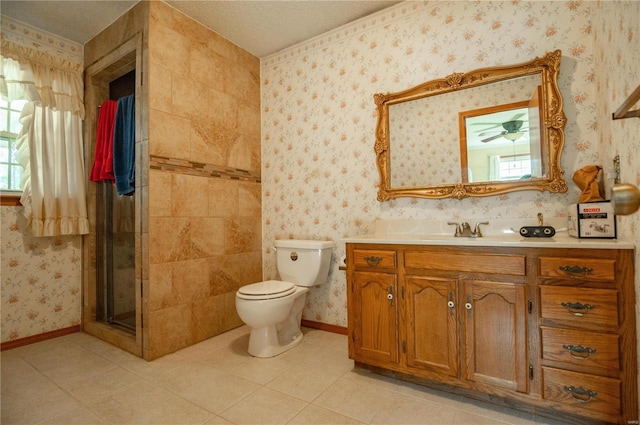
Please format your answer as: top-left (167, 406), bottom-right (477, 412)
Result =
top-left (1, 39), bottom-right (84, 119)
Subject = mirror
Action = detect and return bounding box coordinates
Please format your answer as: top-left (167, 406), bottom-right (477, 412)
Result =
top-left (374, 50), bottom-right (567, 200)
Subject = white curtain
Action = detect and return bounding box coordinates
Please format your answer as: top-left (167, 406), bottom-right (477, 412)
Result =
top-left (488, 155), bottom-right (501, 182)
top-left (1, 40), bottom-right (88, 236)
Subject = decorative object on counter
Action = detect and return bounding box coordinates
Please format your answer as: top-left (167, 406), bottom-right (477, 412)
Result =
top-left (572, 165), bottom-right (604, 203)
top-left (568, 201), bottom-right (616, 239)
top-left (519, 226), bottom-right (556, 237)
top-left (611, 183), bottom-right (640, 215)
top-left (373, 50), bottom-right (567, 200)
top-left (520, 213), bottom-right (556, 237)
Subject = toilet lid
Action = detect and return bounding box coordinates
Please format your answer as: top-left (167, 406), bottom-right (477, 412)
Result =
top-left (238, 280), bottom-right (296, 298)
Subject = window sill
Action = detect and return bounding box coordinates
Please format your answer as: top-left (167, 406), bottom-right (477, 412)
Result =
top-left (1, 193), bottom-right (22, 206)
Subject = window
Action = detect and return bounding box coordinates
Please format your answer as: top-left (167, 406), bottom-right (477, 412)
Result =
top-left (0, 98), bottom-right (26, 192)
top-left (498, 154), bottom-right (532, 180)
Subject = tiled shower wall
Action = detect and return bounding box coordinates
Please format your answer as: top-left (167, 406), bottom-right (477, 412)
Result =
top-left (146, 2), bottom-right (262, 359)
top-left (83, 1), bottom-right (260, 360)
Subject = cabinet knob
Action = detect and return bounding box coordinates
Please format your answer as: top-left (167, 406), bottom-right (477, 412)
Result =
top-left (465, 302), bottom-right (472, 310)
top-left (564, 385), bottom-right (598, 403)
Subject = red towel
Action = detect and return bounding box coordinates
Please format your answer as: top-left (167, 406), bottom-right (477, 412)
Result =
top-left (90, 100), bottom-right (118, 182)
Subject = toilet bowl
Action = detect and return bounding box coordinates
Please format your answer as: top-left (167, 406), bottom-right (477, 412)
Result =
top-left (235, 239), bottom-right (334, 357)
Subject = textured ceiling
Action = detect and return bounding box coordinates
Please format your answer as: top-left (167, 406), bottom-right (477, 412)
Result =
top-left (0, 0), bottom-right (401, 58)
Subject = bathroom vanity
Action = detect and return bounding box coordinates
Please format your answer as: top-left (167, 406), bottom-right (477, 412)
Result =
top-left (344, 228), bottom-right (637, 425)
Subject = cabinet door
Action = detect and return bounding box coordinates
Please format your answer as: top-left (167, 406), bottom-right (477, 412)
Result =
top-left (463, 280), bottom-right (528, 393)
top-left (351, 271), bottom-right (398, 365)
top-left (405, 276), bottom-right (458, 377)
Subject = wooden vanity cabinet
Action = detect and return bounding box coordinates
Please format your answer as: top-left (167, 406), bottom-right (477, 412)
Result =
top-left (346, 243), bottom-right (637, 425)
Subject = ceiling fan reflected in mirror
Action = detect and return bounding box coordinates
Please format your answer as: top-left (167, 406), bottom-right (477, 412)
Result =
top-left (472, 112), bottom-right (529, 143)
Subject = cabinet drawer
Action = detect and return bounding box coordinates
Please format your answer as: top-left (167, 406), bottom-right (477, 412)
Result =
top-left (539, 257), bottom-right (615, 281)
top-left (540, 286), bottom-right (618, 329)
top-left (542, 367), bottom-right (621, 418)
top-left (541, 327), bottom-right (620, 370)
top-left (405, 252), bottom-right (524, 275)
top-left (353, 249), bottom-right (397, 269)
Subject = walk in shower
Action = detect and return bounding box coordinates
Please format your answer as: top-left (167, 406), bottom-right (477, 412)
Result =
top-left (94, 70), bottom-right (136, 333)
top-left (83, 34), bottom-right (143, 357)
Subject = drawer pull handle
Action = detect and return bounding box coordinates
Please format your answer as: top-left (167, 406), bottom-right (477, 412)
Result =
top-left (564, 386), bottom-right (598, 403)
top-left (562, 344), bottom-right (596, 360)
top-left (559, 265), bottom-right (594, 279)
top-left (561, 302), bottom-right (594, 316)
top-left (364, 256), bottom-right (382, 266)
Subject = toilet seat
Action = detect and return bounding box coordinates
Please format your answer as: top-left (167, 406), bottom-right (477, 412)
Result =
top-left (237, 280), bottom-right (297, 300)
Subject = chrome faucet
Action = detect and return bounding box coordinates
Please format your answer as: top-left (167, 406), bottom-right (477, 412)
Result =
top-left (448, 221), bottom-right (489, 238)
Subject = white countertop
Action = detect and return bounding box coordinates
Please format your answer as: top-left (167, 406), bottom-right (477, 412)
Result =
top-left (342, 232), bottom-right (634, 249)
top-left (342, 219), bottom-right (635, 249)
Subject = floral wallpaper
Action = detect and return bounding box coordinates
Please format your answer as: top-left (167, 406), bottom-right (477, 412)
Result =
top-left (1, 206), bottom-right (82, 342)
top-left (1, 21), bottom-right (83, 344)
top-left (261, 0), bottom-right (638, 327)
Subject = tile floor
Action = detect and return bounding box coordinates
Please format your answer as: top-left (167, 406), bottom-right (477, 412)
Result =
top-left (1, 326), bottom-right (573, 425)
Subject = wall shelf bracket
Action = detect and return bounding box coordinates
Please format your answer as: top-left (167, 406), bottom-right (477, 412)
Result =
top-left (612, 84), bottom-right (640, 120)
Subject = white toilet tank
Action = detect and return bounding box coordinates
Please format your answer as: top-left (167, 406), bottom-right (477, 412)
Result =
top-left (275, 239), bottom-right (334, 286)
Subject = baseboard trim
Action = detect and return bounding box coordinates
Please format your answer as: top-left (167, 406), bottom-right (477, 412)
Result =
top-left (301, 319), bottom-right (348, 335)
top-left (1, 325), bottom-right (81, 351)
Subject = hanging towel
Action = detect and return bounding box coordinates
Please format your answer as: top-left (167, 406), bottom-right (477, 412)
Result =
top-left (90, 99), bottom-right (118, 182)
top-left (113, 95), bottom-right (136, 196)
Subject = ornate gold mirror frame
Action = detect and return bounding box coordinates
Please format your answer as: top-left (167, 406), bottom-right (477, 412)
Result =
top-left (374, 50), bottom-right (567, 200)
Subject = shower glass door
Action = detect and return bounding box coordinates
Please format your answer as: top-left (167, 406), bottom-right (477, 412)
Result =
top-left (96, 181), bottom-right (136, 332)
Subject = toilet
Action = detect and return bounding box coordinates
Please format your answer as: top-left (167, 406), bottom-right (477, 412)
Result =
top-left (235, 239), bottom-right (334, 357)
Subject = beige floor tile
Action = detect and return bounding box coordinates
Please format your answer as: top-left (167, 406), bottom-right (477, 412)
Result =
top-left (197, 342), bottom-right (253, 371)
top-left (41, 406), bottom-right (111, 425)
top-left (370, 390), bottom-right (452, 425)
top-left (1, 386), bottom-right (84, 425)
top-left (450, 408), bottom-right (515, 424)
top-left (457, 397), bottom-right (538, 424)
top-left (203, 415), bottom-right (234, 424)
top-left (229, 354), bottom-right (295, 384)
top-left (392, 381), bottom-right (463, 408)
top-left (301, 328), bottom-right (347, 348)
top-left (1, 355), bottom-right (60, 400)
top-left (119, 351), bottom-right (188, 379)
top-left (313, 375), bottom-right (396, 423)
top-left (60, 365), bottom-right (142, 404)
top-left (38, 350), bottom-right (119, 386)
top-left (276, 339), bottom-right (327, 364)
top-left (87, 381), bottom-right (214, 424)
top-left (289, 404), bottom-right (365, 424)
top-left (301, 346), bottom-right (354, 375)
top-left (266, 361), bottom-right (344, 402)
top-left (156, 362), bottom-right (261, 414)
top-left (220, 387), bottom-right (307, 425)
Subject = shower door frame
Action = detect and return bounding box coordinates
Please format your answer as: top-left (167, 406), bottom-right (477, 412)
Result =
top-left (82, 33), bottom-right (144, 357)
